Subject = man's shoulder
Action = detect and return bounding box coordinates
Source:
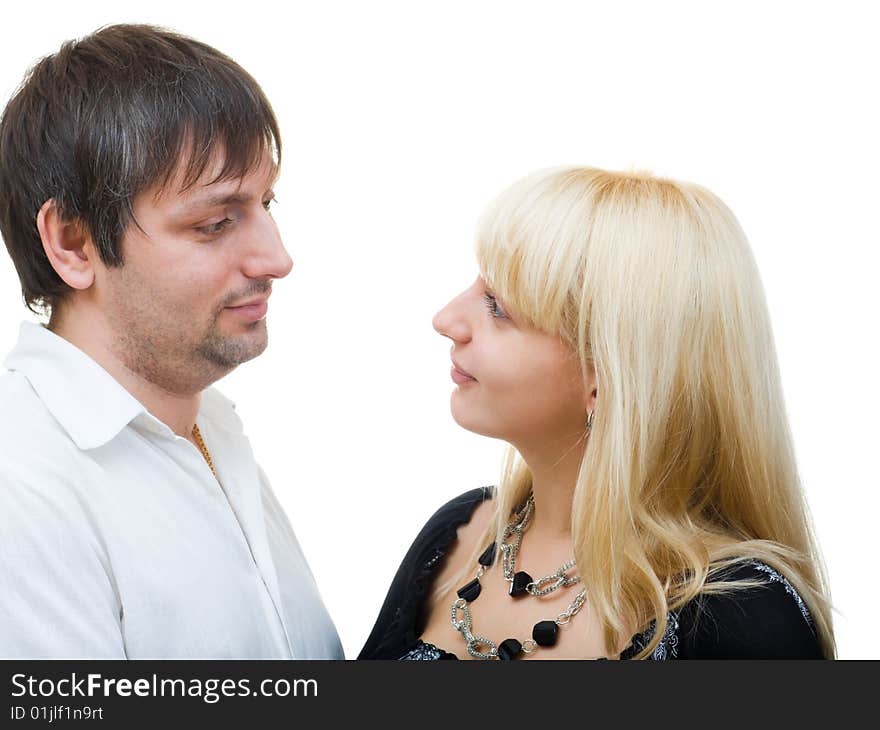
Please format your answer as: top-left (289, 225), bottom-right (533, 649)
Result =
top-left (0, 371), bottom-right (89, 495)
top-left (0, 370), bottom-right (68, 447)
top-left (0, 368), bottom-right (36, 410)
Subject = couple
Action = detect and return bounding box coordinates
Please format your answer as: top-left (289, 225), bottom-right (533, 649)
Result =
top-left (0, 25), bottom-right (833, 660)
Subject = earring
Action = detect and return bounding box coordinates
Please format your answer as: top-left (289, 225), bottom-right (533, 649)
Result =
top-left (586, 409), bottom-right (594, 431)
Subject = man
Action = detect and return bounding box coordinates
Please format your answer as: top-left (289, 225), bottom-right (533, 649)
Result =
top-left (0, 24), bottom-right (343, 658)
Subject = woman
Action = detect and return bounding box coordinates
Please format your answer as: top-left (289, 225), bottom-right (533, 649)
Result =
top-left (359, 167), bottom-right (835, 660)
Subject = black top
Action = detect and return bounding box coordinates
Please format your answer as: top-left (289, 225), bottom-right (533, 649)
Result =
top-left (358, 487), bottom-right (824, 660)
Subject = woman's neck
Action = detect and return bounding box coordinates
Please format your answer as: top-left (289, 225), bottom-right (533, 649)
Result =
top-left (514, 431), bottom-right (588, 541)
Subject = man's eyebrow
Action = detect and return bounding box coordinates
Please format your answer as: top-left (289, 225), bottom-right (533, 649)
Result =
top-left (173, 165), bottom-right (281, 210)
top-left (178, 186), bottom-right (277, 210)
top-left (196, 192), bottom-right (256, 207)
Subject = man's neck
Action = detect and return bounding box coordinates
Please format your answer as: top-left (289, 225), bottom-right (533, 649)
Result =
top-left (49, 309), bottom-right (202, 442)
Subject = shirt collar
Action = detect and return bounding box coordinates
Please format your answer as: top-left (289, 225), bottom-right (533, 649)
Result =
top-left (199, 385), bottom-right (245, 436)
top-left (4, 322), bottom-right (247, 449)
top-left (4, 321), bottom-right (148, 450)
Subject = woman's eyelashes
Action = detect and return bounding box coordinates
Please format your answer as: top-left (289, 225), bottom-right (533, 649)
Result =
top-left (483, 292), bottom-right (507, 319)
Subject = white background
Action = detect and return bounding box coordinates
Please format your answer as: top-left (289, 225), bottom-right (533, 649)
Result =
top-left (1, 0), bottom-right (877, 659)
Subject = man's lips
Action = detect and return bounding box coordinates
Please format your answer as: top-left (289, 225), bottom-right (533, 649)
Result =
top-left (227, 292), bottom-right (271, 309)
top-left (225, 296), bottom-right (269, 321)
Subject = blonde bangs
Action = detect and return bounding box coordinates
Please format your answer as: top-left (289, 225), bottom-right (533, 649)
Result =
top-left (474, 168), bottom-right (600, 345)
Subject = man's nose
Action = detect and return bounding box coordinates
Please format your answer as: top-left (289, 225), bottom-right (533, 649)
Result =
top-left (243, 215), bottom-right (293, 280)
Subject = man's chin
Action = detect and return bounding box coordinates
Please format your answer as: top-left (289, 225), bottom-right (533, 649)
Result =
top-left (197, 326), bottom-right (269, 369)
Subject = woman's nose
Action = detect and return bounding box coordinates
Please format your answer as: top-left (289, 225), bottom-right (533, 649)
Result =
top-left (432, 295), bottom-right (471, 343)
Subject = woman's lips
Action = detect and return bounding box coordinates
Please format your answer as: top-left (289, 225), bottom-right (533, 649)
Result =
top-left (450, 365), bottom-right (477, 384)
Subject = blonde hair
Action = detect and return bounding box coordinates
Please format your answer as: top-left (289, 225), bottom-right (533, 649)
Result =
top-left (438, 167), bottom-right (835, 659)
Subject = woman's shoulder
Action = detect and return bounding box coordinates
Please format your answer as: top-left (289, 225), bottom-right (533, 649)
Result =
top-left (357, 487), bottom-right (494, 660)
top-left (403, 486), bottom-right (494, 560)
top-left (424, 486), bottom-right (494, 532)
top-left (702, 559), bottom-right (816, 627)
top-left (624, 559), bottom-right (824, 660)
top-left (680, 559), bottom-right (823, 659)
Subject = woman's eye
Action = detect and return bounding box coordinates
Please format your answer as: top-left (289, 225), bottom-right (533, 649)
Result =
top-left (483, 292), bottom-right (507, 319)
top-left (262, 197), bottom-right (276, 211)
top-left (196, 218), bottom-right (233, 235)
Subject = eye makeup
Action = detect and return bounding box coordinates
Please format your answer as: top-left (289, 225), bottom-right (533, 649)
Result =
top-left (483, 292), bottom-right (508, 319)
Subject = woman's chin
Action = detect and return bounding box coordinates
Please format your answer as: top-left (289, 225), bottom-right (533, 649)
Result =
top-left (449, 404), bottom-right (504, 440)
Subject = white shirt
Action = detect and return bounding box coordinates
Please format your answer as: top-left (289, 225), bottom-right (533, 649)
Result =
top-left (0, 322), bottom-right (343, 659)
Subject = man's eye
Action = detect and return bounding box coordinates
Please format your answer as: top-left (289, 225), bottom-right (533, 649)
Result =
top-left (196, 218), bottom-right (233, 235)
top-left (483, 292), bottom-right (507, 319)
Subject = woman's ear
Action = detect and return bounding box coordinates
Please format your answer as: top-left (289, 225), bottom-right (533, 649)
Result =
top-left (583, 362), bottom-right (598, 412)
top-left (36, 199), bottom-right (95, 291)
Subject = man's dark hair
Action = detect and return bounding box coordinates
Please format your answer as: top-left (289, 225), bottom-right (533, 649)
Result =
top-left (0, 24), bottom-right (281, 313)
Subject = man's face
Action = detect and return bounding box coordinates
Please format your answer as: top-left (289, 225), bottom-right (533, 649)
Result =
top-left (93, 147), bottom-right (292, 394)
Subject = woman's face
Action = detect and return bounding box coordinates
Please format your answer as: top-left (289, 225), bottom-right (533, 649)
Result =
top-left (432, 276), bottom-right (593, 448)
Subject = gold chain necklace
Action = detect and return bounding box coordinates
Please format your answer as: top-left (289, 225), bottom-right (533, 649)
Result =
top-left (192, 423), bottom-right (217, 478)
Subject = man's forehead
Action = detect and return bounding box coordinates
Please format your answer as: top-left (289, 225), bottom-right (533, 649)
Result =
top-left (150, 147), bottom-right (279, 204)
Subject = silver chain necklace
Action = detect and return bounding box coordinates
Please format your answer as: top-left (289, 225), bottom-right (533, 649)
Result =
top-left (498, 493), bottom-right (582, 597)
top-left (449, 493), bottom-right (587, 660)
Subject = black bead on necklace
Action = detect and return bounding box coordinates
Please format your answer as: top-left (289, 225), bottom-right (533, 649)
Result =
top-left (449, 495), bottom-right (586, 660)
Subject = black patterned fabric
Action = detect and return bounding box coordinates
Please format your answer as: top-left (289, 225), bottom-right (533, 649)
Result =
top-left (358, 488), bottom-right (824, 661)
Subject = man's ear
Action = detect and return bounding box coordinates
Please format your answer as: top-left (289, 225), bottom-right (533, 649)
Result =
top-left (36, 199), bottom-right (95, 291)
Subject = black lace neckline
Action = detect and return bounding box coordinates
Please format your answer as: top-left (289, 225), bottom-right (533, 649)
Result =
top-left (400, 639), bottom-right (459, 661)
top-left (380, 488), bottom-right (818, 661)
